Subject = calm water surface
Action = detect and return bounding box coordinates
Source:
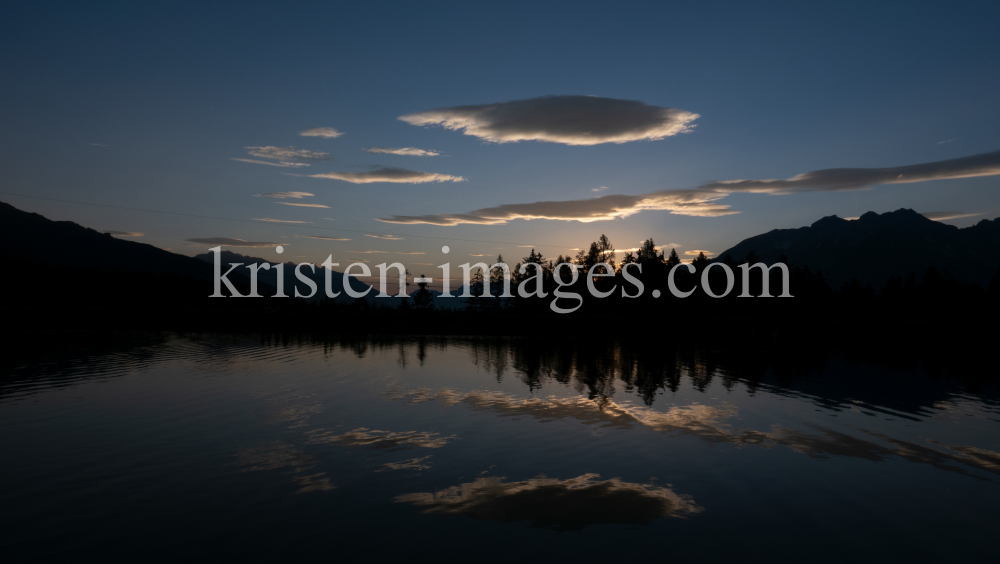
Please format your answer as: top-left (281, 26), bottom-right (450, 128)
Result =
top-left (2, 333), bottom-right (999, 561)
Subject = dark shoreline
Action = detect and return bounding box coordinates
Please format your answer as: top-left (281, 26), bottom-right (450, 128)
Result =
top-left (3, 305), bottom-right (996, 348)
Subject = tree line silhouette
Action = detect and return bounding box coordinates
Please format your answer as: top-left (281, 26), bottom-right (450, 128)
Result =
top-left (413, 233), bottom-right (1000, 321)
top-left (6, 231), bottom-right (1000, 338)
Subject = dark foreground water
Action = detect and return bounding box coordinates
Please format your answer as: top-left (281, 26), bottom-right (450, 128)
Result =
top-left (2, 333), bottom-right (999, 562)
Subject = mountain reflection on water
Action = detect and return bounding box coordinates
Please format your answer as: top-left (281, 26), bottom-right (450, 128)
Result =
top-left (1, 333), bottom-right (999, 561)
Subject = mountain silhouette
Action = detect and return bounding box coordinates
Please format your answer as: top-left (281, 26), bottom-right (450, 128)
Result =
top-left (717, 209), bottom-right (1000, 288)
top-left (0, 200), bottom-right (221, 278)
top-left (4, 200), bottom-right (997, 309)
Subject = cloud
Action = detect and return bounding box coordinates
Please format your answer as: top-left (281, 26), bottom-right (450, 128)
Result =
top-left (299, 127), bottom-right (343, 139)
top-left (308, 166), bottom-right (465, 184)
top-left (247, 146), bottom-right (330, 162)
top-left (697, 149), bottom-right (1000, 194)
top-left (303, 236), bottom-right (351, 241)
top-left (377, 190), bottom-right (735, 225)
top-left (470, 254), bottom-right (485, 257)
top-left (395, 473), bottom-right (702, 530)
top-left (397, 252), bottom-right (426, 255)
top-left (89, 142), bottom-right (108, 147)
top-left (253, 218), bottom-right (311, 223)
top-left (366, 147), bottom-right (441, 157)
top-left (347, 250), bottom-right (390, 254)
top-left (684, 250), bottom-right (715, 257)
top-left (185, 237), bottom-right (284, 248)
top-left (277, 202), bottom-right (330, 208)
top-left (104, 231), bottom-right (143, 237)
top-left (232, 158), bottom-right (310, 168)
top-left (920, 211), bottom-right (984, 221)
top-left (257, 191), bottom-right (314, 199)
top-left (592, 186), bottom-right (609, 192)
top-left (399, 95), bottom-right (699, 146)
top-left (366, 234), bottom-right (403, 240)
top-left (938, 139), bottom-right (957, 145)
top-left (378, 150), bottom-right (1000, 226)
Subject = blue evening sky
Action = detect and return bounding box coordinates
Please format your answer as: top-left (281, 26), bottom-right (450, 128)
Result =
top-left (2, 1), bottom-right (998, 280)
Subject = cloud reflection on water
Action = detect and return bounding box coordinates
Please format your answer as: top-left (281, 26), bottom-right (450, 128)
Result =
top-left (306, 427), bottom-right (456, 450)
top-left (395, 473), bottom-right (702, 530)
top-left (389, 388), bottom-right (1000, 480)
top-left (235, 441), bottom-right (335, 493)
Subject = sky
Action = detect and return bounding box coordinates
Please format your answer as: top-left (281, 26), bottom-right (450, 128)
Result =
top-left (2, 1), bottom-right (999, 290)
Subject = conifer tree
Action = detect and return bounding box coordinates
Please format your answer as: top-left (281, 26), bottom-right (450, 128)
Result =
top-left (412, 274), bottom-right (434, 311)
top-left (665, 248), bottom-right (681, 268)
top-left (637, 238), bottom-right (659, 262)
top-left (692, 252), bottom-right (710, 271)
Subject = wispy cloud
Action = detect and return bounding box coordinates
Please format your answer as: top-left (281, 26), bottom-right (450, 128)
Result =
top-left (400, 95), bottom-right (699, 146)
top-left (247, 146), bottom-right (330, 162)
top-left (920, 211), bottom-right (984, 221)
top-left (697, 149), bottom-right (1000, 194)
top-left (379, 150), bottom-right (1000, 226)
top-left (377, 190), bottom-right (733, 225)
top-left (257, 191), bottom-right (314, 199)
top-left (592, 186), bottom-right (609, 192)
top-left (684, 250), bottom-right (715, 257)
top-left (302, 236), bottom-right (351, 241)
top-left (104, 231), bottom-right (143, 237)
top-left (186, 237), bottom-right (284, 247)
top-left (308, 166), bottom-right (465, 184)
top-left (397, 252), bottom-right (426, 255)
top-left (938, 139), bottom-right (957, 145)
top-left (89, 142), bottom-right (108, 147)
top-left (299, 127), bottom-right (343, 139)
top-left (253, 218), bottom-right (311, 223)
top-left (277, 202), bottom-right (330, 208)
top-left (347, 250), bottom-right (390, 254)
top-left (366, 234), bottom-right (403, 240)
top-left (235, 147), bottom-right (330, 168)
top-left (366, 147), bottom-right (440, 157)
top-left (232, 158), bottom-right (310, 168)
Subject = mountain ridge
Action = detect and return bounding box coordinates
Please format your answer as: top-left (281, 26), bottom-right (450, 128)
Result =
top-left (716, 208), bottom-right (1000, 288)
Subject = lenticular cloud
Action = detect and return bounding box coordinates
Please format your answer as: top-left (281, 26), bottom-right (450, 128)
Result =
top-left (698, 149), bottom-right (1000, 194)
top-left (399, 95), bottom-right (699, 146)
top-left (377, 190), bottom-right (735, 226)
top-left (309, 166), bottom-right (465, 184)
top-left (375, 149), bottom-right (1000, 226)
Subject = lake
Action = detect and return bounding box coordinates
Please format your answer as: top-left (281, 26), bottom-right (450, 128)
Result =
top-left (2, 333), bottom-right (999, 561)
